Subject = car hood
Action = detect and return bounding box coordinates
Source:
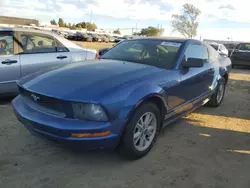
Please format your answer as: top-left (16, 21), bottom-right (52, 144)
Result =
top-left (19, 60), bottom-right (166, 102)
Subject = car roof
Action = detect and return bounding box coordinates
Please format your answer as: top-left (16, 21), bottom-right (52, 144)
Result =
top-left (128, 37), bottom-right (199, 43)
top-left (237, 42), bottom-right (250, 45)
top-left (0, 27), bottom-right (57, 36)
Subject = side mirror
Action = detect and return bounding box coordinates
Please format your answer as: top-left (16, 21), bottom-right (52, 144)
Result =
top-left (219, 50), bottom-right (228, 56)
top-left (183, 58), bottom-right (205, 68)
top-left (98, 48), bottom-right (110, 56)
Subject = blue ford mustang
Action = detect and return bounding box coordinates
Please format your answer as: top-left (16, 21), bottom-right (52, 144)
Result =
top-left (12, 38), bottom-right (231, 159)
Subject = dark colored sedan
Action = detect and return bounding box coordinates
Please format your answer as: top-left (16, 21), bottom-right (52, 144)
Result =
top-left (230, 43), bottom-right (250, 68)
top-left (91, 34), bottom-right (102, 42)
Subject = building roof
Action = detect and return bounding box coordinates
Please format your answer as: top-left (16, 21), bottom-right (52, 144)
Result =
top-left (0, 16), bottom-right (39, 26)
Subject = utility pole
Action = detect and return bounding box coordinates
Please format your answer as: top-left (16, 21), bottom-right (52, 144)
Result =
top-left (89, 10), bottom-right (93, 23)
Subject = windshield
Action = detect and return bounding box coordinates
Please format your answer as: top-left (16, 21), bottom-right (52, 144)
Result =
top-left (236, 43), bottom-right (250, 51)
top-left (210, 44), bottom-right (219, 50)
top-left (100, 39), bottom-right (182, 69)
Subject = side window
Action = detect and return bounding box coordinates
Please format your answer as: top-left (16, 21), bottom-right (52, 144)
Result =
top-left (20, 33), bottom-right (56, 53)
top-left (55, 40), bottom-right (69, 52)
top-left (184, 44), bottom-right (208, 62)
top-left (0, 32), bottom-right (14, 55)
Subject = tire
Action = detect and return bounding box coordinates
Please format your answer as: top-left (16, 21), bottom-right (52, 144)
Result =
top-left (208, 78), bottom-right (226, 107)
top-left (118, 102), bottom-right (161, 160)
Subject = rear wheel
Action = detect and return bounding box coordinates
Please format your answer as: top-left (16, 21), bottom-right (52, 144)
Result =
top-left (118, 102), bottom-right (161, 160)
top-left (208, 78), bottom-right (226, 107)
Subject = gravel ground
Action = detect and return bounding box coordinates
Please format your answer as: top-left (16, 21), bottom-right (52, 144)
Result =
top-left (0, 69), bottom-right (249, 188)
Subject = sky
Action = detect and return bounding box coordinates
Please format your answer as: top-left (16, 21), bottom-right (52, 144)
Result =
top-left (1, 0), bottom-right (250, 41)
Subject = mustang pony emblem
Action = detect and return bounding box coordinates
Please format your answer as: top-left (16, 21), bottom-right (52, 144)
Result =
top-left (31, 94), bottom-right (40, 102)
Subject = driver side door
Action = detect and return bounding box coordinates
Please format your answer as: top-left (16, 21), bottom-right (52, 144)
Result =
top-left (0, 31), bottom-right (21, 95)
top-left (179, 44), bottom-right (214, 104)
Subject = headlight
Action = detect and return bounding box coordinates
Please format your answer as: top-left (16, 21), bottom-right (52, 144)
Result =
top-left (72, 103), bottom-right (108, 121)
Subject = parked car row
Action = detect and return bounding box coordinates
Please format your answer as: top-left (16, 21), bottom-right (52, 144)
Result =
top-left (208, 41), bottom-right (250, 68)
top-left (230, 42), bottom-right (250, 68)
top-left (66, 32), bottom-right (116, 43)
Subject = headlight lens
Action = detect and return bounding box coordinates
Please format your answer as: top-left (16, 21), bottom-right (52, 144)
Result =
top-left (72, 103), bottom-right (108, 121)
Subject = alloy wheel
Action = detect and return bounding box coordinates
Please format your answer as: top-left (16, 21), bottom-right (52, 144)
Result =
top-left (217, 82), bottom-right (225, 103)
top-left (133, 112), bottom-right (157, 152)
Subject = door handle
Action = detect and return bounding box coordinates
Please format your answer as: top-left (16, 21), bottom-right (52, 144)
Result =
top-left (208, 68), bottom-right (214, 73)
top-left (1, 59), bottom-right (18, 65)
top-left (57, 55), bottom-right (67, 60)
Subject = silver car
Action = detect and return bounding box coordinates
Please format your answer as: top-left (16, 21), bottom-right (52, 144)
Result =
top-left (0, 28), bottom-right (97, 96)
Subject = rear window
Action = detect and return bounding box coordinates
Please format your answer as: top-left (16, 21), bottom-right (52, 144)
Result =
top-left (101, 39), bottom-right (183, 69)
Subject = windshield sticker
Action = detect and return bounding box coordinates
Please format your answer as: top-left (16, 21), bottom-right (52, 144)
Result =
top-left (161, 42), bottom-right (181, 47)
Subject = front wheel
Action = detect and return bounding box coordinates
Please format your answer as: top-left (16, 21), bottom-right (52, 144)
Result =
top-left (208, 78), bottom-right (226, 107)
top-left (118, 102), bottom-right (161, 160)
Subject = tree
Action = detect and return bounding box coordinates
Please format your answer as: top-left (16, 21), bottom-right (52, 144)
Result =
top-left (139, 26), bottom-right (163, 36)
top-left (75, 22), bottom-right (85, 28)
top-left (133, 32), bottom-right (141, 36)
top-left (76, 25), bottom-right (82, 30)
top-left (85, 22), bottom-right (97, 31)
top-left (172, 4), bottom-right (201, 38)
top-left (58, 18), bottom-right (65, 27)
top-left (113, 29), bottom-right (121, 35)
top-left (71, 24), bottom-right (77, 30)
top-left (50, 19), bottom-right (57, 25)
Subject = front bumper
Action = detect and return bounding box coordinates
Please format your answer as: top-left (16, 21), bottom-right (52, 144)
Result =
top-left (12, 96), bottom-right (123, 151)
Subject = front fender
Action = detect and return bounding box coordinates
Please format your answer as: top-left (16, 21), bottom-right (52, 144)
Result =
top-left (118, 83), bottom-right (167, 121)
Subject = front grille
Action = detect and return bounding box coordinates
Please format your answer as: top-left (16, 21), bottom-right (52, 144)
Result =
top-left (19, 86), bottom-right (72, 118)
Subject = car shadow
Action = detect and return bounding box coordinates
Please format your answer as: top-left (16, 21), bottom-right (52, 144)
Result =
top-left (0, 96), bottom-right (15, 105)
top-left (53, 116), bottom-right (250, 162)
top-left (195, 77), bottom-right (250, 120)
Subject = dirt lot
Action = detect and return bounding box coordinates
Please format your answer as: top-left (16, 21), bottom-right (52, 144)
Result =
top-left (0, 69), bottom-right (250, 188)
top-left (74, 41), bottom-right (115, 50)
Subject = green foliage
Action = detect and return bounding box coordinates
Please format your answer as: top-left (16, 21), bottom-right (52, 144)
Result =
top-left (133, 32), bottom-right (141, 36)
top-left (172, 3), bottom-right (201, 38)
top-left (50, 18), bottom-right (98, 30)
top-left (58, 18), bottom-right (64, 27)
top-left (139, 26), bottom-right (163, 36)
top-left (86, 22), bottom-right (97, 31)
top-left (74, 22), bottom-right (97, 31)
top-left (113, 29), bottom-right (121, 34)
top-left (50, 19), bottom-right (57, 25)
